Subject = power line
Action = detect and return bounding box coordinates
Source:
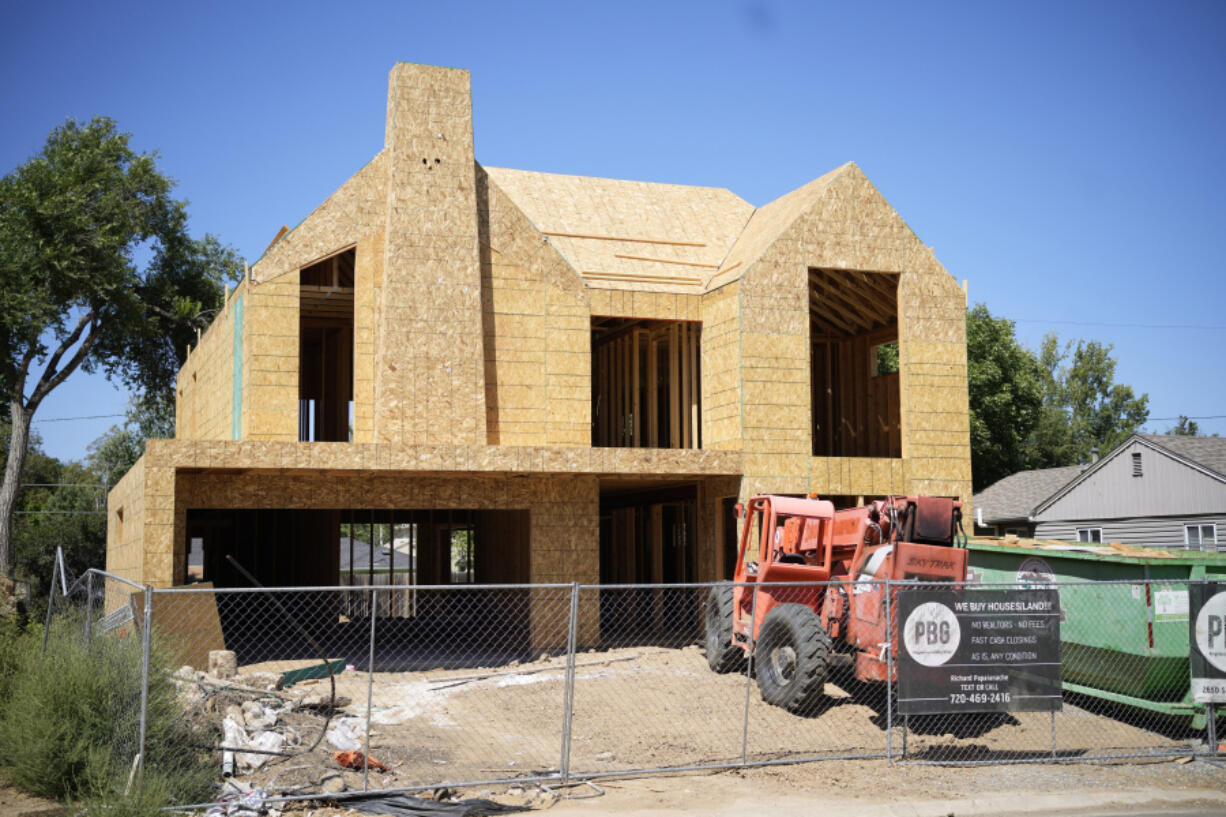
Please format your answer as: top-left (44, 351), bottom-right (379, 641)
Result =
top-left (30, 413), bottom-right (125, 423)
top-left (1146, 415), bottom-right (1226, 422)
top-left (1013, 318), bottom-right (1226, 331)
top-left (14, 510), bottom-right (105, 515)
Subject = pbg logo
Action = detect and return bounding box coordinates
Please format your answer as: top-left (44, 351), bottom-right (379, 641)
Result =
top-left (1194, 592), bottom-right (1226, 673)
top-left (903, 601), bottom-right (960, 667)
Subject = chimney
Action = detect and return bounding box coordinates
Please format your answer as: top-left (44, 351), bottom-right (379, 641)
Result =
top-left (376, 63), bottom-right (486, 445)
top-left (1090, 447), bottom-right (1099, 464)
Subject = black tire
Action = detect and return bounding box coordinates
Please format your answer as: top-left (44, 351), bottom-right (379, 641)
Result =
top-left (754, 603), bottom-right (832, 713)
top-left (705, 584), bottom-right (744, 673)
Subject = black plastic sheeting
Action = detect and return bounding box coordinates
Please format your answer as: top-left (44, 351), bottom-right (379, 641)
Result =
top-left (329, 792), bottom-right (531, 817)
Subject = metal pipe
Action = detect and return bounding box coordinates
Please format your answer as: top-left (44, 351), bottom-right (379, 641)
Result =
top-left (885, 578), bottom-right (893, 762)
top-left (83, 571), bottom-right (94, 645)
top-left (560, 583), bottom-right (580, 784)
top-left (41, 554), bottom-right (59, 654)
top-left (137, 586), bottom-right (153, 778)
top-left (741, 582), bottom-right (759, 764)
top-left (364, 587), bottom-right (377, 792)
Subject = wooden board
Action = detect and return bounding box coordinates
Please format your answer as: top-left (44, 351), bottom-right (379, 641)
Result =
top-left (130, 582), bottom-right (226, 671)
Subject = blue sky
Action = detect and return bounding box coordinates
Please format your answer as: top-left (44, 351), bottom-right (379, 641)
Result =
top-left (3, 0), bottom-right (1224, 462)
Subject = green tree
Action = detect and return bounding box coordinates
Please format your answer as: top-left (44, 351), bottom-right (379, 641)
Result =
top-left (1028, 334), bottom-right (1149, 466)
top-left (0, 423), bottom-right (105, 602)
top-left (965, 304), bottom-right (1045, 491)
top-left (86, 394), bottom-right (176, 489)
top-left (0, 117), bottom-right (243, 579)
top-left (1166, 415), bottom-right (1200, 436)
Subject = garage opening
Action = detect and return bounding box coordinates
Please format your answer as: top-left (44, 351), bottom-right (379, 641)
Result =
top-left (591, 318), bottom-right (701, 448)
top-left (183, 507), bottom-right (529, 664)
top-left (598, 482), bottom-right (699, 642)
top-left (810, 268), bottom-right (901, 458)
top-left (299, 248), bottom-right (354, 442)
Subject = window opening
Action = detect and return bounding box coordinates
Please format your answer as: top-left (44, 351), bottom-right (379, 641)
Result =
top-left (1186, 523), bottom-right (1217, 550)
top-left (299, 248), bottom-right (355, 441)
top-left (1076, 527), bottom-right (1102, 544)
top-left (810, 268), bottom-right (900, 457)
top-left (591, 318), bottom-right (701, 448)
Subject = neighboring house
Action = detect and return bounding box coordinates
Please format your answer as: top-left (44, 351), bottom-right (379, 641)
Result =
top-left (974, 435), bottom-right (1226, 550)
top-left (105, 63), bottom-right (971, 612)
top-left (971, 465), bottom-right (1083, 538)
top-left (1033, 435), bottom-right (1226, 550)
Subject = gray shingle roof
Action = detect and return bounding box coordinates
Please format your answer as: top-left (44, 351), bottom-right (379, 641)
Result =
top-left (1139, 434), bottom-right (1226, 479)
top-left (973, 465), bottom-right (1083, 523)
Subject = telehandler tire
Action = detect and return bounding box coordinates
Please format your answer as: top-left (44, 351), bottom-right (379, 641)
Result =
top-left (704, 584), bottom-right (744, 673)
top-left (755, 603), bottom-right (832, 713)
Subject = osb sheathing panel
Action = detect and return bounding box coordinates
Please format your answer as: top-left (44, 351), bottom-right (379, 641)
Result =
top-left (241, 274), bottom-right (299, 441)
top-left (176, 295), bottom-right (235, 441)
top-left (105, 453), bottom-right (147, 596)
top-left (251, 152), bottom-right (388, 285)
top-left (140, 439), bottom-right (741, 480)
top-left (352, 233), bottom-right (383, 444)
top-left (701, 282), bottom-right (741, 450)
top-left (733, 163), bottom-right (970, 508)
top-left (376, 64), bottom-right (486, 446)
top-left (483, 166), bottom-right (753, 292)
top-left (480, 168), bottom-right (590, 446)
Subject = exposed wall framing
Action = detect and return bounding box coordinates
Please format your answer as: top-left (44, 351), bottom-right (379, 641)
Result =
top-left (299, 249), bottom-right (355, 442)
top-left (591, 318), bottom-right (701, 449)
top-left (809, 268), bottom-right (901, 458)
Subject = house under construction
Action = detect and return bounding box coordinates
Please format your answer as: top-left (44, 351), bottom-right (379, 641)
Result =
top-left (106, 63), bottom-right (972, 615)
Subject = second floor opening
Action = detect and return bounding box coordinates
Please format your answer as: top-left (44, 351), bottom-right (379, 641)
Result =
top-left (810, 268), bottom-right (901, 458)
top-left (299, 248), bottom-right (355, 442)
top-left (592, 317), bottom-right (701, 449)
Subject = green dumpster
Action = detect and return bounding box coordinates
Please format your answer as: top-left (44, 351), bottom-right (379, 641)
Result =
top-left (966, 538), bottom-right (1226, 726)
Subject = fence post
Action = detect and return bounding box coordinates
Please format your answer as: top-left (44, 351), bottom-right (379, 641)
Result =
top-left (559, 583), bottom-right (580, 784)
top-left (137, 585), bottom-right (153, 777)
top-left (741, 582), bottom-right (759, 765)
top-left (885, 579), bottom-right (893, 763)
top-left (41, 554), bottom-right (59, 654)
top-left (1208, 704), bottom-right (1218, 757)
top-left (363, 587), bottom-right (378, 792)
top-left (83, 571), bottom-right (94, 645)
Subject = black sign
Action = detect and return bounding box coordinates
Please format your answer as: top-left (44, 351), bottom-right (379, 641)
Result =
top-left (1189, 582), bottom-right (1226, 703)
top-left (896, 588), bottom-right (1062, 714)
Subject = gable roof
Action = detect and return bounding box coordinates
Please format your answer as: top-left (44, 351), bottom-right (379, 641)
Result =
top-left (1138, 433), bottom-right (1226, 479)
top-left (483, 166), bottom-right (754, 292)
top-left (1032, 433), bottom-right (1226, 517)
top-left (972, 465), bottom-right (1083, 524)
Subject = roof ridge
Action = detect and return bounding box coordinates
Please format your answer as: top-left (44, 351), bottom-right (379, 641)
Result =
top-left (482, 165), bottom-right (750, 201)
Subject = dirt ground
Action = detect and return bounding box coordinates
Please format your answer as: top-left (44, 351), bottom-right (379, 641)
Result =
top-left (0, 775), bottom-right (67, 817)
top-left (210, 644), bottom-right (1214, 807)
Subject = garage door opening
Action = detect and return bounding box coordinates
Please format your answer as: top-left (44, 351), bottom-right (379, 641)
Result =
top-left (598, 483), bottom-right (699, 643)
top-left (184, 507), bottom-right (530, 665)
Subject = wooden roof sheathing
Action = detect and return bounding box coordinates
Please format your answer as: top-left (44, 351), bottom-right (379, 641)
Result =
top-left (707, 164), bottom-right (848, 291)
top-left (483, 166), bottom-right (754, 294)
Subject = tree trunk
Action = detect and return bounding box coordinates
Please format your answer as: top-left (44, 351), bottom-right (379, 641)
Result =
top-left (0, 400), bottom-right (32, 580)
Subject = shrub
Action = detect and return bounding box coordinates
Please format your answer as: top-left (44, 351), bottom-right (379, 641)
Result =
top-left (0, 615), bottom-right (214, 804)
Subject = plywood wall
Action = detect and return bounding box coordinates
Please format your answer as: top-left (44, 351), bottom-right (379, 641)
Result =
top-left (175, 282), bottom-right (242, 441)
top-left (374, 64), bottom-right (487, 446)
top-left (735, 163), bottom-right (970, 506)
top-left (480, 167), bottom-right (591, 446)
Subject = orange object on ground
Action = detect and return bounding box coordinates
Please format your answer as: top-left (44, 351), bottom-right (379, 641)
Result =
top-left (334, 750), bottom-right (388, 772)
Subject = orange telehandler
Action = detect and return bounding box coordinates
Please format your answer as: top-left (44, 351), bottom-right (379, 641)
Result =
top-left (705, 494), bottom-right (968, 712)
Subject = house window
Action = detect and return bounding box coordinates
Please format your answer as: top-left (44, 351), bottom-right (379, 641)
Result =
top-left (1076, 527), bottom-right (1102, 544)
top-left (1186, 523), bottom-right (1218, 551)
top-left (1132, 452), bottom-right (1142, 477)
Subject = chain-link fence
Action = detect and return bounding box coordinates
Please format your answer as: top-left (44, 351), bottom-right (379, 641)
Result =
top-left (36, 566), bottom-right (1225, 809)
